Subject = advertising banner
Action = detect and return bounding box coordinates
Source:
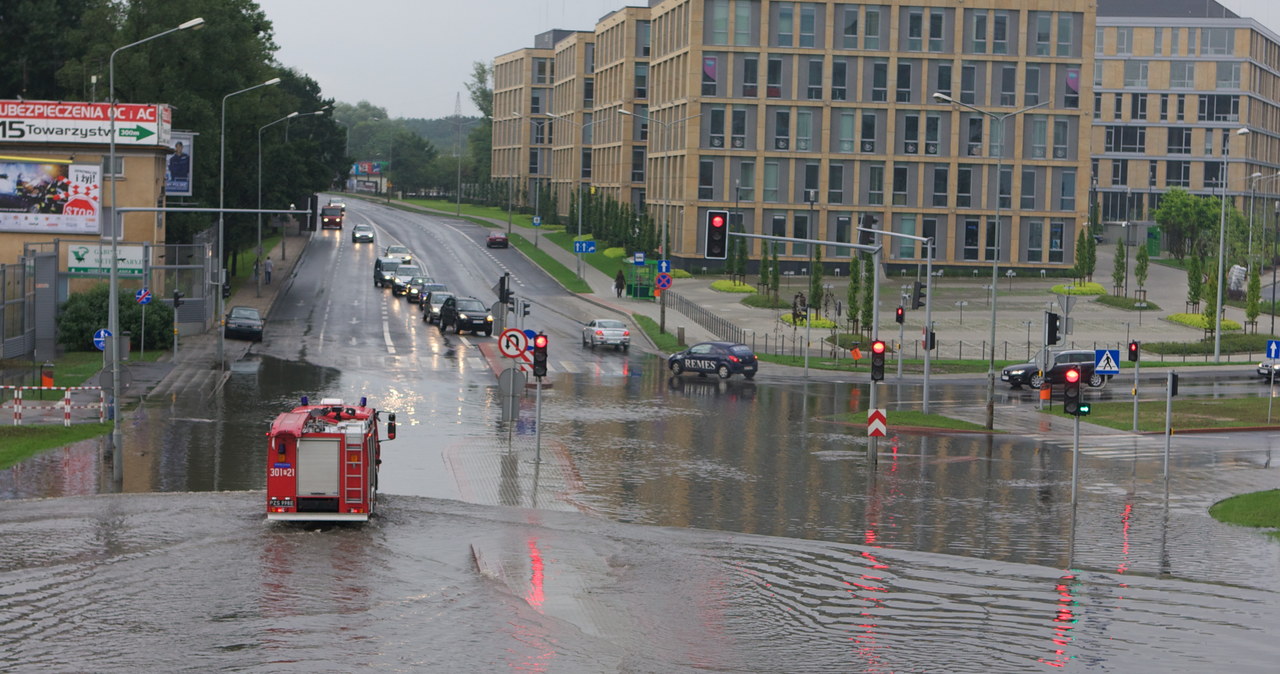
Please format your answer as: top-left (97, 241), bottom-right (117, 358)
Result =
top-left (0, 158), bottom-right (101, 234)
top-left (165, 130), bottom-right (195, 197)
top-left (66, 244), bottom-right (145, 276)
top-left (0, 100), bottom-right (171, 146)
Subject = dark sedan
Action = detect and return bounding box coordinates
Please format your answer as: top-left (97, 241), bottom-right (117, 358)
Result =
top-left (668, 341), bottom-right (757, 380)
top-left (224, 306), bottom-right (264, 342)
top-left (1002, 349), bottom-right (1108, 389)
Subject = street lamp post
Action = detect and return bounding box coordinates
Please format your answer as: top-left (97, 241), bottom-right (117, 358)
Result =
top-left (617, 108), bottom-right (703, 333)
top-left (933, 92), bottom-right (1048, 429)
top-left (259, 108), bottom-right (326, 297)
top-left (219, 76), bottom-right (282, 368)
top-left (1215, 127), bottom-right (1251, 362)
top-left (549, 111), bottom-right (612, 280)
top-left (106, 16), bottom-right (204, 433)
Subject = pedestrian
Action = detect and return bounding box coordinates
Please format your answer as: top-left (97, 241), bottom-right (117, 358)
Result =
top-left (264, 257), bottom-right (274, 285)
top-left (252, 258), bottom-right (260, 281)
top-left (614, 270), bottom-right (625, 298)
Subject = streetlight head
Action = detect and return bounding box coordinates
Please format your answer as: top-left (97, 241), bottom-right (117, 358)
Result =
top-left (263, 77), bottom-right (282, 86)
top-left (1252, 172), bottom-right (1263, 178)
top-left (1236, 127), bottom-right (1251, 136)
top-left (286, 111), bottom-right (300, 119)
top-left (511, 112), bottom-right (523, 118)
top-left (931, 92), bottom-right (953, 103)
top-left (179, 17), bottom-right (205, 30)
top-left (617, 109), bottom-right (633, 116)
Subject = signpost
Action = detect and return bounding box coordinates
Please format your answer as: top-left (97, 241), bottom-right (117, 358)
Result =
top-left (1094, 349), bottom-right (1120, 375)
top-left (654, 271), bottom-right (672, 298)
top-left (93, 328), bottom-right (111, 352)
top-left (658, 260), bottom-right (671, 274)
top-left (136, 289), bottom-right (151, 359)
top-left (867, 409), bottom-right (887, 437)
top-left (634, 252), bottom-right (646, 265)
top-left (573, 240), bottom-right (597, 254)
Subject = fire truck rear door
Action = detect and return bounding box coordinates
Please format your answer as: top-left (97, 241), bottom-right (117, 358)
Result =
top-left (297, 437), bottom-right (340, 496)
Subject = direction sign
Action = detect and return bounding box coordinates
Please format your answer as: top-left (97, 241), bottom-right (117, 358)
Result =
top-left (93, 328), bottom-right (111, 352)
top-left (867, 409), bottom-right (887, 437)
top-left (634, 252), bottom-right (646, 265)
top-left (657, 260), bottom-right (671, 274)
top-left (1268, 340), bottom-right (1280, 360)
top-left (498, 328), bottom-right (528, 358)
top-left (1095, 349), bottom-right (1121, 375)
top-left (655, 272), bottom-right (673, 290)
top-left (135, 288), bottom-right (151, 305)
top-left (573, 240), bottom-right (597, 254)
top-left (532, 216), bottom-right (542, 227)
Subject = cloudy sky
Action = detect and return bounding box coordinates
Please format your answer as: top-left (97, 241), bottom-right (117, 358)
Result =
top-left (256, 0), bottom-right (1280, 121)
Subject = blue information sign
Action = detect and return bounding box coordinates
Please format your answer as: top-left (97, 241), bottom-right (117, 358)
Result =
top-left (574, 240), bottom-right (597, 254)
top-left (657, 260), bottom-right (671, 273)
top-left (1268, 340), bottom-right (1280, 360)
top-left (136, 288), bottom-right (151, 304)
top-left (93, 328), bottom-right (112, 352)
top-left (634, 252), bottom-right (646, 265)
top-left (532, 216), bottom-right (542, 227)
top-left (1094, 349), bottom-right (1121, 375)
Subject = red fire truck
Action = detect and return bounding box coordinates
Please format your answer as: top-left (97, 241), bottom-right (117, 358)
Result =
top-left (265, 396), bottom-right (396, 522)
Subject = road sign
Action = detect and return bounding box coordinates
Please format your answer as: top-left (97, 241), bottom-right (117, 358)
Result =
top-left (523, 328), bottom-right (538, 350)
top-left (93, 328), bottom-right (111, 352)
top-left (1268, 340), bottom-right (1280, 360)
top-left (657, 260), bottom-right (671, 273)
top-left (634, 252), bottom-right (646, 265)
top-left (574, 240), bottom-right (596, 254)
top-left (655, 272), bottom-right (673, 290)
top-left (498, 328), bottom-right (528, 358)
top-left (867, 409), bottom-right (887, 437)
top-left (532, 216), bottom-right (542, 227)
top-left (1095, 349), bottom-right (1121, 375)
top-left (135, 288), bottom-right (151, 305)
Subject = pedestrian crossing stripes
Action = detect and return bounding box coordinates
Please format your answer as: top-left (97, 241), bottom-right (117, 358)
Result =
top-left (1033, 432), bottom-right (1260, 466)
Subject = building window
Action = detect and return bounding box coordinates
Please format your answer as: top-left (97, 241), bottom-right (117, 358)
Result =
top-left (1034, 14), bottom-right (1051, 56)
top-left (709, 0), bottom-right (729, 45)
top-left (1113, 93), bottom-right (1122, 119)
top-left (932, 165), bottom-right (948, 207)
top-left (583, 78), bottom-right (594, 108)
top-left (1166, 160), bottom-right (1190, 187)
top-left (1112, 158), bottom-right (1128, 187)
top-left (964, 219), bottom-right (980, 260)
top-left (898, 214), bottom-right (917, 258)
top-left (807, 59), bottom-right (823, 99)
top-left (907, 9), bottom-right (923, 51)
top-left (998, 166), bottom-right (1012, 209)
top-left (1025, 65), bottom-right (1040, 106)
top-left (528, 149), bottom-right (540, 174)
top-left (896, 61), bottom-right (913, 102)
top-left (999, 64), bottom-right (1016, 106)
top-left (868, 165), bottom-right (884, 205)
top-left (738, 160), bottom-right (755, 200)
top-left (971, 12), bottom-right (987, 53)
top-left (1029, 116), bottom-right (1047, 158)
top-left (796, 110), bottom-right (812, 151)
top-left (1094, 61), bottom-right (1102, 87)
top-left (699, 159), bottom-right (714, 200)
top-left (742, 57), bottom-right (759, 97)
top-left (793, 213), bottom-right (809, 256)
top-left (773, 109), bottom-right (790, 150)
top-left (1154, 27), bottom-right (1164, 55)
top-left (1095, 27), bottom-right (1105, 55)
top-left (709, 106), bottom-right (726, 148)
top-left (771, 214), bottom-right (787, 243)
top-left (835, 216), bottom-right (852, 257)
top-left (960, 63), bottom-right (976, 104)
top-left (731, 108), bottom-right (747, 148)
top-left (702, 56), bottom-right (719, 96)
top-left (767, 57), bottom-right (783, 98)
top-left (734, 1), bottom-right (752, 45)
top-left (635, 63), bottom-right (648, 99)
top-left (533, 58), bottom-right (551, 84)
top-left (829, 163), bottom-right (844, 204)
top-left (832, 59), bottom-right (847, 100)
top-left (892, 165), bottom-right (909, 206)
top-left (1168, 127), bottom-right (1192, 154)
top-left (837, 111), bottom-right (855, 152)
top-left (1021, 168), bottom-right (1037, 210)
top-left (1160, 94), bottom-right (1169, 121)
top-left (841, 6), bottom-right (859, 49)
top-left (992, 11), bottom-right (1009, 54)
top-left (865, 8), bottom-right (881, 49)
top-left (1202, 27), bottom-right (1233, 55)
top-left (872, 60), bottom-right (888, 102)
top-left (631, 148), bottom-right (646, 182)
top-left (776, 3), bottom-right (793, 46)
top-left (581, 148), bottom-right (592, 179)
top-left (967, 116), bottom-right (983, 156)
top-left (1049, 222), bottom-right (1064, 262)
top-left (1123, 60), bottom-right (1148, 88)
top-left (1116, 27), bottom-right (1133, 55)
top-left (764, 161), bottom-right (780, 202)
top-left (799, 4), bottom-right (816, 48)
top-left (936, 62), bottom-right (952, 98)
top-left (861, 111), bottom-right (877, 153)
top-left (1204, 160), bottom-right (1222, 189)
top-left (985, 216), bottom-right (999, 260)
top-left (902, 112), bottom-right (919, 154)
top-left (1170, 61), bottom-right (1194, 88)
top-left (929, 11), bottom-right (944, 52)
top-left (925, 112), bottom-right (941, 155)
top-left (1059, 170), bottom-right (1075, 211)
top-left (1216, 61), bottom-right (1240, 89)
top-left (1027, 220), bottom-right (1043, 261)
top-left (1130, 93), bottom-right (1147, 120)
top-left (1177, 94), bottom-right (1185, 121)
top-left (1198, 94), bottom-right (1239, 122)
top-left (957, 165), bottom-right (972, 207)
top-left (530, 89), bottom-right (545, 114)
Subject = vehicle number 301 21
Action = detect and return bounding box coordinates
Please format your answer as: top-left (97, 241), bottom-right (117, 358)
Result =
top-left (269, 467), bottom-right (296, 478)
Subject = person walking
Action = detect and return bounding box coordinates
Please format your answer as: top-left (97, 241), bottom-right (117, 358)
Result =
top-left (264, 257), bottom-right (274, 285)
top-left (614, 270), bottom-right (625, 298)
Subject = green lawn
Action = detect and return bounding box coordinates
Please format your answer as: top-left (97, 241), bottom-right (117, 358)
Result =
top-left (0, 423), bottom-right (113, 470)
top-left (1209, 490), bottom-right (1280, 540)
top-left (1048, 396), bottom-right (1280, 432)
top-left (834, 409), bottom-right (992, 432)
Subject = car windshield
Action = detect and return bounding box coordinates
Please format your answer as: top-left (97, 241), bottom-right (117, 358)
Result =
top-left (422, 284), bottom-right (447, 294)
top-left (354, 225), bottom-right (372, 231)
top-left (456, 300), bottom-right (486, 312)
top-left (386, 246), bottom-right (408, 254)
top-left (430, 293), bottom-right (453, 305)
top-left (229, 307), bottom-right (260, 320)
top-left (597, 320), bottom-right (625, 329)
top-left (409, 276), bottom-right (431, 285)
top-left (395, 267), bottom-right (421, 278)
top-left (321, 207), bottom-right (341, 216)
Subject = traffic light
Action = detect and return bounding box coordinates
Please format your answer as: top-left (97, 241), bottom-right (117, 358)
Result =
top-left (532, 333), bottom-right (549, 377)
top-left (522, 300), bottom-right (531, 317)
top-left (1063, 367), bottom-right (1082, 415)
top-left (1128, 340), bottom-right (1140, 362)
top-left (172, 289), bottom-right (184, 307)
top-left (705, 210), bottom-right (729, 259)
top-left (1046, 311), bottom-right (1061, 346)
top-left (498, 273), bottom-right (511, 305)
top-left (858, 214), bottom-right (878, 246)
top-left (911, 281), bottom-right (926, 310)
top-left (923, 330), bottom-right (936, 351)
top-left (895, 306), bottom-right (905, 324)
top-left (870, 340), bottom-right (886, 381)
top-left (1170, 372), bottom-right (1179, 397)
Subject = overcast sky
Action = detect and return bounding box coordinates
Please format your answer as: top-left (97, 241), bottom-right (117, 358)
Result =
top-left (256, 0), bottom-right (1280, 121)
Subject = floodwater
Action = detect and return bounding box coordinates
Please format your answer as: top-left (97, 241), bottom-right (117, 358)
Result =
top-left (2, 353), bottom-right (1279, 671)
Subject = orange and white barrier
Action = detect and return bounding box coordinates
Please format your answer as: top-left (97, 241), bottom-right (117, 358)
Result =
top-left (2, 386), bottom-right (106, 427)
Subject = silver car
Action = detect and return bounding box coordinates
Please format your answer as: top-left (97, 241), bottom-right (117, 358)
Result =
top-left (582, 319), bottom-right (631, 350)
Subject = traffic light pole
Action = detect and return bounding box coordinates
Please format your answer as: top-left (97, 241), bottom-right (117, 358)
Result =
top-left (1132, 355), bottom-right (1141, 432)
top-left (1164, 371), bottom-right (1175, 480)
top-left (1071, 412), bottom-right (1081, 505)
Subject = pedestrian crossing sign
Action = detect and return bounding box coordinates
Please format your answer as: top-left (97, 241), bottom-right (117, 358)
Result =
top-left (1095, 349), bottom-right (1121, 375)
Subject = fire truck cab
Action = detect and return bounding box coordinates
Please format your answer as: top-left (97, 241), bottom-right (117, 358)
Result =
top-left (266, 396), bottom-right (395, 522)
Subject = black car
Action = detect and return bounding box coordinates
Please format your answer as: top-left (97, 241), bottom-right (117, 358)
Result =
top-left (406, 278), bottom-right (443, 304)
top-left (438, 296), bottom-right (493, 336)
top-left (1001, 349), bottom-right (1108, 389)
top-left (668, 341), bottom-right (758, 380)
top-left (224, 306), bottom-right (264, 342)
top-left (374, 257), bottom-right (401, 288)
top-left (390, 265), bottom-right (423, 296)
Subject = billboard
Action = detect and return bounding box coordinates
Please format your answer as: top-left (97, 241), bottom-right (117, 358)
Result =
top-left (0, 100), bottom-right (171, 146)
top-left (165, 130), bottom-right (195, 197)
top-left (351, 161), bottom-right (385, 176)
top-left (0, 157), bottom-right (101, 234)
top-left (66, 244), bottom-right (145, 276)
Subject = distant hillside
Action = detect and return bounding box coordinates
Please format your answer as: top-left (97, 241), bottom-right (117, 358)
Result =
top-left (402, 117), bottom-right (483, 152)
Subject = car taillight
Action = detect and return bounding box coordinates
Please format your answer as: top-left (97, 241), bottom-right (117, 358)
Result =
top-left (596, 330), bottom-right (604, 336)
top-left (623, 330), bottom-right (630, 336)
top-left (729, 355), bottom-right (740, 363)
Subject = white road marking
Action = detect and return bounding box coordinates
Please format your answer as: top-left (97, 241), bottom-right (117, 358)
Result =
top-left (382, 304), bottom-right (396, 354)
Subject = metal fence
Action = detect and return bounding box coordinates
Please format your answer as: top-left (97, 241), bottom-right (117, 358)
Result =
top-left (663, 290), bottom-right (745, 344)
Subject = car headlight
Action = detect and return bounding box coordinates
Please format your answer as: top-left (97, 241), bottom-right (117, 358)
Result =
top-left (458, 313), bottom-right (468, 320)
top-left (1007, 369), bottom-right (1025, 375)
top-left (485, 315), bottom-right (493, 322)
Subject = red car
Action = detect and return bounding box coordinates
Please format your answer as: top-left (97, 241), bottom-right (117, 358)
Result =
top-left (486, 232), bottom-right (509, 248)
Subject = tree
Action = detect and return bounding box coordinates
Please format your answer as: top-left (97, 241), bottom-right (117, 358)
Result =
top-left (57, 282), bottom-right (173, 352)
top-left (860, 253), bottom-right (875, 333)
top-left (1247, 264), bottom-right (1261, 330)
top-left (1155, 188), bottom-right (1219, 260)
top-left (1073, 229), bottom-right (1089, 283)
top-left (1186, 256), bottom-right (1203, 308)
top-left (1203, 271), bottom-right (1219, 337)
top-left (846, 254), bottom-right (862, 333)
top-left (1112, 240), bottom-right (1127, 295)
top-left (1135, 241), bottom-right (1149, 290)
top-left (809, 247), bottom-right (824, 311)
top-left (1085, 230), bottom-right (1098, 281)
top-left (770, 243), bottom-right (780, 300)
top-left (759, 241), bottom-right (772, 291)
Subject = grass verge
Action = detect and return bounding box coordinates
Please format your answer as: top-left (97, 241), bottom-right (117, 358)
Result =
top-left (510, 233), bottom-right (591, 293)
top-left (833, 410), bottom-right (992, 432)
top-left (1209, 490), bottom-right (1280, 541)
top-left (1049, 396), bottom-right (1280, 432)
top-left (632, 314), bottom-right (685, 352)
top-left (0, 423), bottom-right (113, 470)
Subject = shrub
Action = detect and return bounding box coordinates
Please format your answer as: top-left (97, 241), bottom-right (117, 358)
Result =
top-left (780, 313), bottom-right (838, 329)
top-left (58, 282), bottom-right (175, 352)
top-left (603, 247), bottom-right (627, 259)
top-left (671, 269), bottom-right (694, 279)
top-left (1166, 313), bottom-right (1242, 331)
top-left (741, 293), bottom-right (790, 309)
top-left (710, 279), bottom-right (756, 293)
top-left (1050, 281), bottom-right (1105, 296)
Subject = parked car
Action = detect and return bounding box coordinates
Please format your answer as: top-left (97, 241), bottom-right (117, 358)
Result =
top-left (438, 296), bottom-right (493, 336)
top-left (421, 290), bottom-right (454, 323)
top-left (391, 265), bottom-right (424, 296)
top-left (224, 306), bottom-right (264, 341)
top-left (351, 223), bottom-right (375, 243)
top-left (668, 341), bottom-right (758, 380)
top-left (1001, 349), bottom-right (1109, 389)
top-left (486, 232), bottom-right (509, 248)
top-left (384, 244), bottom-right (412, 263)
top-left (581, 319), bottom-right (631, 350)
top-left (373, 257), bottom-right (401, 288)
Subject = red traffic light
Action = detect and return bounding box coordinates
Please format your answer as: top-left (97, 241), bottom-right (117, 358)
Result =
top-left (534, 334), bottom-right (548, 349)
top-left (871, 340), bottom-right (886, 355)
top-left (711, 214), bottom-right (725, 228)
top-left (1064, 368), bottom-right (1080, 384)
